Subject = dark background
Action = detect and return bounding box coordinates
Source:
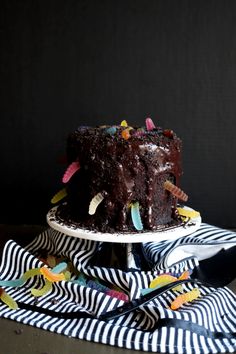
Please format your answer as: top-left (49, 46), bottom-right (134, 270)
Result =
top-left (1, 0), bottom-right (236, 228)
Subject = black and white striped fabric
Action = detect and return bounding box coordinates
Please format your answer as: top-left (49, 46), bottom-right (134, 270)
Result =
top-left (0, 223), bottom-right (236, 353)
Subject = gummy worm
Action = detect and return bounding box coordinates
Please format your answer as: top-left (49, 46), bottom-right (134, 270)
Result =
top-left (164, 180), bottom-right (188, 202)
top-left (0, 288), bottom-right (18, 310)
top-left (31, 279), bottom-right (53, 297)
top-left (177, 207), bottom-right (200, 219)
top-left (131, 202), bottom-right (143, 231)
top-left (171, 288), bottom-right (200, 310)
top-left (145, 117), bottom-right (156, 131)
top-left (0, 262), bottom-right (68, 305)
top-left (0, 268), bottom-right (41, 288)
top-left (31, 262), bottom-right (67, 297)
top-left (106, 126), bottom-right (117, 135)
top-left (150, 274), bottom-right (177, 289)
top-left (51, 188), bottom-right (67, 204)
top-left (141, 271), bottom-right (190, 296)
top-left (120, 120), bottom-right (128, 127)
top-left (88, 192), bottom-right (104, 215)
top-left (51, 262), bottom-right (67, 274)
top-left (62, 161), bottom-right (80, 183)
top-left (40, 267), bottom-right (65, 282)
top-left (121, 128), bottom-right (131, 140)
top-left (0, 262), bottom-right (67, 288)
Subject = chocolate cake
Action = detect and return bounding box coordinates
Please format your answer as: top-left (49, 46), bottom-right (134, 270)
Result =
top-left (53, 119), bottom-right (188, 233)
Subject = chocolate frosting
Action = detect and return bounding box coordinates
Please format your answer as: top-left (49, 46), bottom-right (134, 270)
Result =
top-left (59, 125), bottom-right (182, 233)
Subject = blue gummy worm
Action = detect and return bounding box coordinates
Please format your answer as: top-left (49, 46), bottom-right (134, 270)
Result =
top-left (106, 127), bottom-right (117, 135)
top-left (51, 262), bottom-right (67, 274)
top-left (131, 202), bottom-right (143, 231)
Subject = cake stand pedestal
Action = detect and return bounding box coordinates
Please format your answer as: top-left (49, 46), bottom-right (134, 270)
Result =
top-left (47, 206), bottom-right (201, 270)
top-left (87, 242), bottom-right (151, 270)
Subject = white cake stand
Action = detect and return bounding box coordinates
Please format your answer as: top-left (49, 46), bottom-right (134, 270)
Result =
top-left (47, 205), bottom-right (201, 270)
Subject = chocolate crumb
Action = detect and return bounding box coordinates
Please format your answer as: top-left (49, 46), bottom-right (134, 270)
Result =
top-left (33, 298), bottom-right (39, 305)
top-left (14, 328), bottom-right (23, 335)
top-left (51, 298), bottom-right (59, 305)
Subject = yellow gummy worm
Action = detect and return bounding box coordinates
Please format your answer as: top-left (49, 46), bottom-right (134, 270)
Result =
top-left (51, 188), bottom-right (67, 204)
top-left (150, 274), bottom-right (177, 289)
top-left (177, 207), bottom-right (200, 219)
top-left (0, 289), bottom-right (18, 310)
top-left (31, 279), bottom-right (53, 297)
top-left (120, 120), bottom-right (128, 127)
top-left (149, 271), bottom-right (190, 292)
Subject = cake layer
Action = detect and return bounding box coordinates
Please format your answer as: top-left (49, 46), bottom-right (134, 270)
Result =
top-left (55, 122), bottom-right (183, 233)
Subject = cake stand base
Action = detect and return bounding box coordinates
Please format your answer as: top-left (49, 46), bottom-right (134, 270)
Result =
top-left (46, 205), bottom-right (201, 270)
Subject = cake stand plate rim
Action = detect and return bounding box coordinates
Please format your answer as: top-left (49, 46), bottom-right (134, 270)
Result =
top-left (46, 205), bottom-right (201, 243)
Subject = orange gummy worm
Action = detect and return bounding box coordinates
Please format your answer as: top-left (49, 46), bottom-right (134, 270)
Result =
top-left (40, 267), bottom-right (65, 282)
top-left (171, 288), bottom-right (200, 310)
top-left (164, 180), bottom-right (188, 202)
top-left (121, 128), bottom-right (131, 140)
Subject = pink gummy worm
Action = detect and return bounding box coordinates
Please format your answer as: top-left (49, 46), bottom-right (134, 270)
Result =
top-left (62, 161), bottom-right (80, 183)
top-left (145, 117), bottom-right (156, 131)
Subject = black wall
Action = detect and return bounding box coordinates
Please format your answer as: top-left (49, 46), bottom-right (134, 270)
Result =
top-left (1, 0), bottom-right (236, 227)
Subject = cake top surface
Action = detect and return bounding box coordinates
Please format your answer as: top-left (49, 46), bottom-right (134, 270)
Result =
top-left (67, 119), bottom-right (182, 172)
top-left (71, 119), bottom-right (181, 146)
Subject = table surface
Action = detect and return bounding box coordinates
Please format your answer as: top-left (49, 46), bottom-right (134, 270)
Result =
top-left (0, 224), bottom-right (235, 354)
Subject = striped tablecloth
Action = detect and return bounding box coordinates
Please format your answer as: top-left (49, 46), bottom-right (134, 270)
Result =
top-left (0, 223), bottom-right (235, 353)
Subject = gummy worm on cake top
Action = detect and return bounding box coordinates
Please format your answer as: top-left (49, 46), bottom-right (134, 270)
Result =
top-left (51, 117), bottom-right (189, 233)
